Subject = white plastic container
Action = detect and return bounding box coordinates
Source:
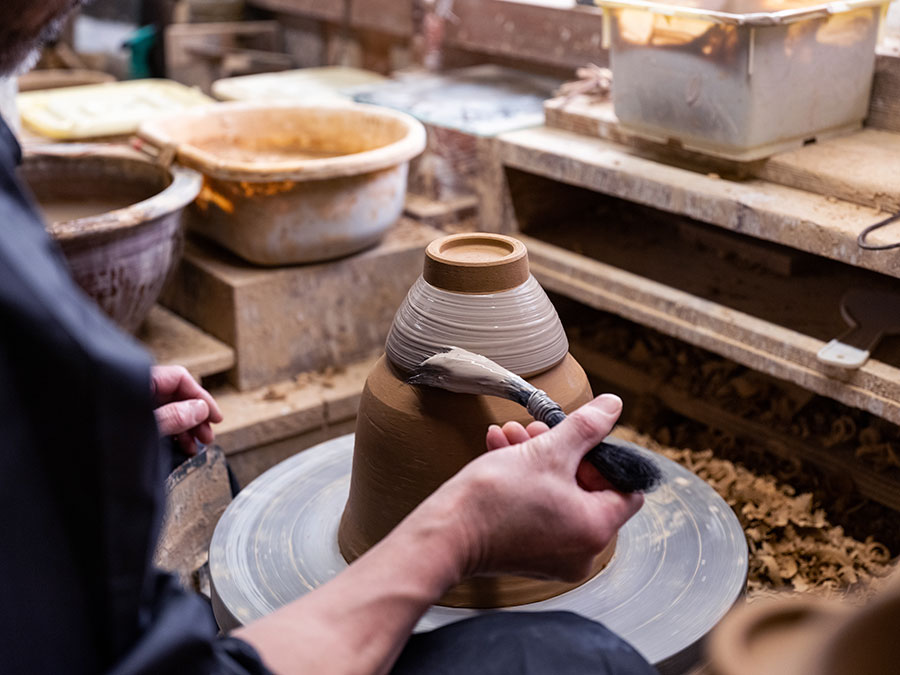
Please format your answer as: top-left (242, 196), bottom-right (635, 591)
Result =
top-left (591, 0), bottom-right (890, 160)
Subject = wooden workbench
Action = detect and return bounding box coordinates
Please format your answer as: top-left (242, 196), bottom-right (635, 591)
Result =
top-left (478, 104), bottom-right (900, 428)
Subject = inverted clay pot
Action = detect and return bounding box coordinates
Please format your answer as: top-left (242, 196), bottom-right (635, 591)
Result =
top-left (137, 102), bottom-right (426, 266)
top-left (339, 233), bottom-right (615, 608)
top-left (20, 145), bottom-right (202, 333)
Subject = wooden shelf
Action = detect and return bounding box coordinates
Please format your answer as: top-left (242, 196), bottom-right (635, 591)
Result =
top-left (139, 306), bottom-right (235, 380)
top-left (544, 98), bottom-right (900, 214)
top-left (572, 343), bottom-right (900, 513)
top-left (521, 234), bottom-right (900, 425)
top-left (487, 126), bottom-right (900, 280)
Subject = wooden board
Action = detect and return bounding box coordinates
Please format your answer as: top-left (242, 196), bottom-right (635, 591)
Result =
top-left (487, 127), bottom-right (900, 280)
top-left (869, 49), bottom-right (900, 133)
top-left (350, 0), bottom-right (413, 37)
top-left (443, 1), bottom-right (608, 72)
top-left (404, 193), bottom-right (478, 227)
top-left (520, 235), bottom-right (900, 425)
top-left (755, 129), bottom-right (900, 214)
top-left (247, 0), bottom-right (344, 22)
top-left (161, 220), bottom-right (440, 391)
top-left (165, 21), bottom-right (284, 93)
top-left (544, 97), bottom-right (900, 213)
top-left (571, 344), bottom-right (900, 513)
top-left (139, 305), bottom-right (235, 380)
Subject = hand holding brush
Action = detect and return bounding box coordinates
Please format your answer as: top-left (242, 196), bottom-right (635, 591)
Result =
top-left (407, 347), bottom-right (662, 493)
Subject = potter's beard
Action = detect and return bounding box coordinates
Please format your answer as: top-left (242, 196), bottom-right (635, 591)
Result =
top-left (0, 0), bottom-right (84, 77)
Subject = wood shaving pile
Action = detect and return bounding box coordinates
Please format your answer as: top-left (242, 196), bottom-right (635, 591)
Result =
top-left (556, 306), bottom-right (899, 597)
top-left (567, 314), bottom-right (900, 478)
top-left (615, 427), bottom-right (896, 601)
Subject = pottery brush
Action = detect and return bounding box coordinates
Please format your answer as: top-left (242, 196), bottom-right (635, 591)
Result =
top-left (407, 347), bottom-right (662, 493)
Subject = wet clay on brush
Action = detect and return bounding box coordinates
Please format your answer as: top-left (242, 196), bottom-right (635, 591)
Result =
top-left (385, 275), bottom-right (569, 377)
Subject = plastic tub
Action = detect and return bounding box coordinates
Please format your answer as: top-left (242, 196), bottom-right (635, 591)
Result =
top-left (137, 102), bottom-right (426, 265)
top-left (590, 0), bottom-right (890, 160)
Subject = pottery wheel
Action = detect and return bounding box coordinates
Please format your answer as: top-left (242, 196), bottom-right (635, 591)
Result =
top-left (210, 434), bottom-right (748, 674)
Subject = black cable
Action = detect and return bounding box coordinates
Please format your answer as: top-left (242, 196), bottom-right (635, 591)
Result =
top-left (858, 211), bottom-right (900, 250)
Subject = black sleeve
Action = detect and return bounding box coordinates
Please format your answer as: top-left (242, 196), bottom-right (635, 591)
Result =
top-left (110, 572), bottom-right (272, 675)
top-left (0, 116), bottom-right (271, 675)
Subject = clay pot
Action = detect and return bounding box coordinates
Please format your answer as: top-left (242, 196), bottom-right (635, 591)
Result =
top-left (339, 233), bottom-right (614, 608)
top-left (707, 572), bottom-right (900, 675)
top-left (138, 102), bottom-right (426, 266)
top-left (20, 145), bottom-right (202, 333)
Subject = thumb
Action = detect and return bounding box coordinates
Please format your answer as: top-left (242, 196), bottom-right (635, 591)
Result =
top-left (537, 394), bottom-right (623, 471)
top-left (155, 399), bottom-right (210, 436)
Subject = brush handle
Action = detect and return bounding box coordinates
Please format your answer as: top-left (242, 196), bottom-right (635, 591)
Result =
top-left (526, 391), bottom-right (661, 493)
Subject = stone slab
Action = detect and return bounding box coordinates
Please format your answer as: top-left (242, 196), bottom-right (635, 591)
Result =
top-left (162, 219), bottom-right (439, 390)
top-left (139, 305), bottom-right (236, 380)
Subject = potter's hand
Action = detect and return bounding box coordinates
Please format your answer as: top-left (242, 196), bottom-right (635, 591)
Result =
top-left (439, 394), bottom-right (643, 583)
top-left (151, 365), bottom-right (223, 455)
top-left (234, 395), bottom-right (643, 675)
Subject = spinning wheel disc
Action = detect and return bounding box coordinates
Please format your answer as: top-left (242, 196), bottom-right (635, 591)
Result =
top-left (210, 434), bottom-right (747, 673)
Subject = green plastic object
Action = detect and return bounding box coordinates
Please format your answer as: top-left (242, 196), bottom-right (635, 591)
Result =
top-left (125, 25), bottom-right (157, 80)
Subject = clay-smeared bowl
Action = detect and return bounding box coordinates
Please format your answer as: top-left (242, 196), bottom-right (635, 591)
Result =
top-left (138, 102), bottom-right (426, 266)
top-left (340, 233), bottom-right (612, 608)
top-left (20, 145), bottom-right (202, 333)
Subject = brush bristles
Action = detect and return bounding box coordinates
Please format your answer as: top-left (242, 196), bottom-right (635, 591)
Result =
top-left (585, 443), bottom-right (662, 493)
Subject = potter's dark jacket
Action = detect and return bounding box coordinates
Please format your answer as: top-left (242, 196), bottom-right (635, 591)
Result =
top-left (0, 116), bottom-right (270, 674)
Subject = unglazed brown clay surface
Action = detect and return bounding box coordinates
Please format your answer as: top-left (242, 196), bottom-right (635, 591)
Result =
top-left (440, 535), bottom-right (617, 608)
top-left (423, 232), bottom-right (529, 294)
top-left (339, 353), bottom-right (596, 607)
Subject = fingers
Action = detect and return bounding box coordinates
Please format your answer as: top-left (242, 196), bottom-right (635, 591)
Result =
top-left (584, 488), bottom-right (644, 532)
top-left (193, 421), bottom-right (214, 445)
top-left (576, 459), bottom-right (616, 492)
top-left (486, 424), bottom-right (508, 450)
top-left (487, 420), bottom-right (552, 450)
top-left (155, 398), bottom-right (211, 437)
top-left (535, 394), bottom-right (623, 472)
top-left (175, 431), bottom-right (198, 456)
top-left (151, 365), bottom-right (223, 423)
top-left (525, 421), bottom-right (550, 438)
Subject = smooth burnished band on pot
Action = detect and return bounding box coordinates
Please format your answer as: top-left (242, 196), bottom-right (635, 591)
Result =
top-left (385, 274), bottom-right (570, 377)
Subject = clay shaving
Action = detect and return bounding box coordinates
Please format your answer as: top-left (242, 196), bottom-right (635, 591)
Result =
top-left (561, 310), bottom-right (899, 599)
top-left (616, 427), bottom-right (896, 602)
top-left (260, 365), bottom-right (347, 402)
